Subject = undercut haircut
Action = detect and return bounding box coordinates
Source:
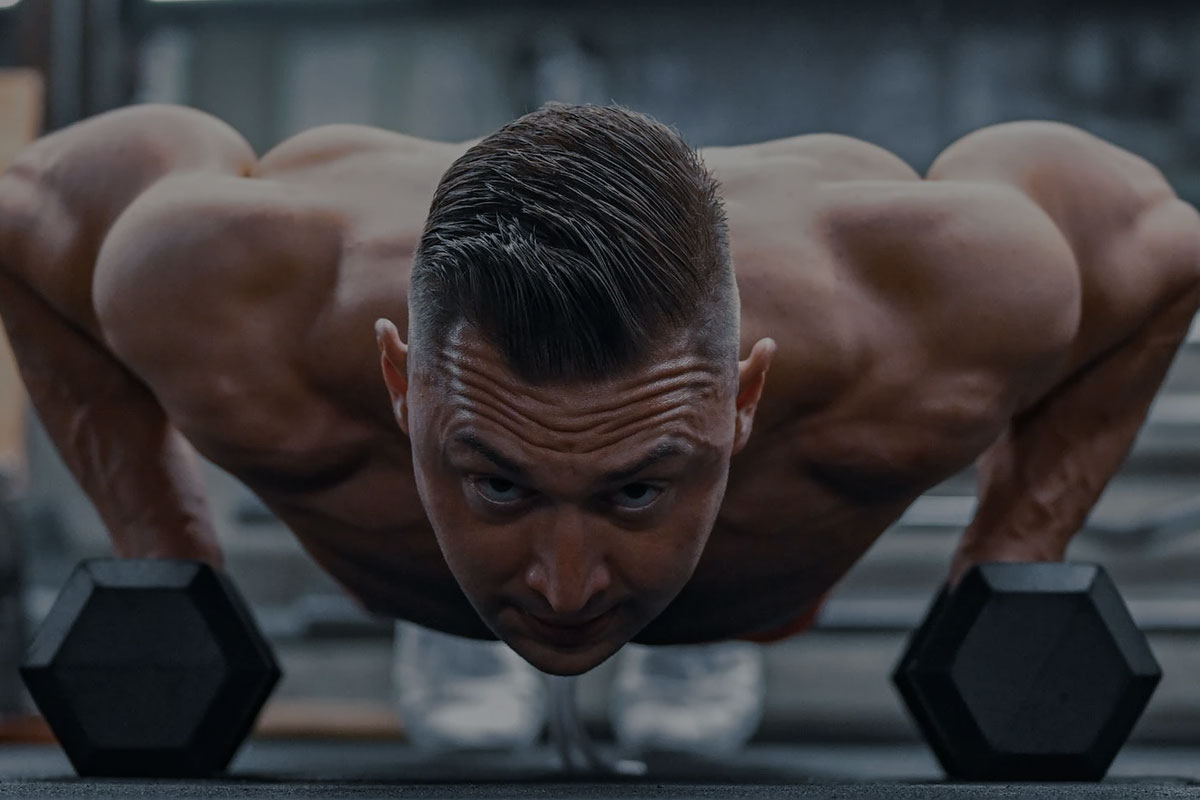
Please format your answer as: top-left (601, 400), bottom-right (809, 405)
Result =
top-left (409, 103), bottom-right (739, 385)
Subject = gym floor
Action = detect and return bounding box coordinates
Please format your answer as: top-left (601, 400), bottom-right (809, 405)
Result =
top-left (2, 741), bottom-right (1200, 799)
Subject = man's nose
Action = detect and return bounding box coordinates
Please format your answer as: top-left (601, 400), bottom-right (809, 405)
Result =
top-left (525, 509), bottom-right (612, 616)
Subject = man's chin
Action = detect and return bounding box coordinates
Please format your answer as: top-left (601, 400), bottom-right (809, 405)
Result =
top-left (510, 635), bottom-right (625, 676)
top-left (494, 606), bottom-right (632, 675)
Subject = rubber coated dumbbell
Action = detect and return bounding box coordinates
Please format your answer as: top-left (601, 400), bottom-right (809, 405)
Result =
top-left (893, 562), bottom-right (1160, 781)
top-left (21, 559), bottom-right (280, 777)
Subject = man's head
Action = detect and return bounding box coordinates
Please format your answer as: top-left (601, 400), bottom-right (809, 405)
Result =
top-left (378, 104), bottom-right (775, 674)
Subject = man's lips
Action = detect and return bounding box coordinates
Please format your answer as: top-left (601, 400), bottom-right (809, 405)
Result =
top-left (517, 606), bottom-right (619, 647)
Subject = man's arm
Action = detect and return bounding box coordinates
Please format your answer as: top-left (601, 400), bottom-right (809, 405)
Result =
top-left (926, 122), bottom-right (1200, 583)
top-left (0, 105), bottom-right (256, 565)
top-left (951, 278), bottom-right (1200, 583)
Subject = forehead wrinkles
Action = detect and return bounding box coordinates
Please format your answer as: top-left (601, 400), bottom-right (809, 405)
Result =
top-left (438, 351), bottom-right (724, 450)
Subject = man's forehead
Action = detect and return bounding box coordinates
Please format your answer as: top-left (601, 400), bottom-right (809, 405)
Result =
top-left (437, 393), bottom-right (714, 457)
top-left (414, 337), bottom-right (728, 461)
top-left (420, 328), bottom-right (729, 407)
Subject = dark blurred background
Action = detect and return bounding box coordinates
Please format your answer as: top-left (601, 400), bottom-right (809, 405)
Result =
top-left (11, 0), bottom-right (1200, 194)
top-left (2, 0), bottom-right (1200, 746)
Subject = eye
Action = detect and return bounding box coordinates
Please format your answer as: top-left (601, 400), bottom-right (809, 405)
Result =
top-left (612, 483), bottom-right (663, 511)
top-left (474, 477), bottom-right (528, 504)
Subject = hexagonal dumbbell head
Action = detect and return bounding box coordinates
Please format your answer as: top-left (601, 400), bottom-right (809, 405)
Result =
top-left (892, 562), bottom-right (1161, 781)
top-left (21, 560), bottom-right (281, 777)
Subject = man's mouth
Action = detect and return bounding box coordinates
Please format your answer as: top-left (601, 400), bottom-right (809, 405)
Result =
top-left (517, 606), bottom-right (619, 648)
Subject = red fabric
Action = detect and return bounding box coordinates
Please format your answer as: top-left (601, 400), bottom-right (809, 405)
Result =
top-left (736, 594), bottom-right (829, 644)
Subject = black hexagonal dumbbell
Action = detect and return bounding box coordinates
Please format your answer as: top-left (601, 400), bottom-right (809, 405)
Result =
top-left (892, 562), bottom-right (1161, 781)
top-left (21, 559), bottom-right (281, 778)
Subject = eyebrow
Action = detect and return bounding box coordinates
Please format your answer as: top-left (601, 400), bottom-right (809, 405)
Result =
top-left (450, 433), bottom-right (691, 486)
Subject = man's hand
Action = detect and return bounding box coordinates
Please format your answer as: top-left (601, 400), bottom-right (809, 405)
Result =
top-left (947, 527), bottom-right (1066, 588)
top-left (120, 519), bottom-right (226, 570)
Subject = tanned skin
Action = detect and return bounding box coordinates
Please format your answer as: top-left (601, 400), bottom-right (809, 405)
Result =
top-left (0, 105), bottom-right (1197, 675)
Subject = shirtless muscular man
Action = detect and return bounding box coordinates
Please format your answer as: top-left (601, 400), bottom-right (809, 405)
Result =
top-left (0, 104), bottom-right (1197, 698)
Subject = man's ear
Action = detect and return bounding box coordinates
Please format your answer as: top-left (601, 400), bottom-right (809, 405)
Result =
top-left (732, 338), bottom-right (777, 455)
top-left (376, 319), bottom-right (411, 436)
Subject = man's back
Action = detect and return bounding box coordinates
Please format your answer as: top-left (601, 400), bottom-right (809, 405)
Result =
top-left (0, 105), bottom-right (1194, 644)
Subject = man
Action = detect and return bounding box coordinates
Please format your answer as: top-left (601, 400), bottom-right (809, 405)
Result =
top-left (0, 103), bottom-right (1197, 754)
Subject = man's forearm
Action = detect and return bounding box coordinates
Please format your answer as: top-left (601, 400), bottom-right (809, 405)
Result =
top-left (0, 269), bottom-right (222, 565)
top-left (61, 400), bottom-right (222, 565)
top-left (953, 286), bottom-right (1200, 581)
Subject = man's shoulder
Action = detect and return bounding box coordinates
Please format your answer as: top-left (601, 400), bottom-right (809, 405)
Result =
top-left (726, 173), bottom-right (1077, 432)
top-left (93, 172), bottom-right (345, 370)
top-left (739, 181), bottom-right (1080, 498)
top-left (928, 121), bottom-right (1200, 367)
top-left (0, 105), bottom-right (258, 329)
top-left (813, 178), bottom-right (1081, 406)
top-left (257, 123), bottom-right (462, 177)
top-left (6, 105), bottom-right (255, 213)
top-left (99, 171), bottom-right (341, 296)
top-left (706, 132), bottom-right (919, 190)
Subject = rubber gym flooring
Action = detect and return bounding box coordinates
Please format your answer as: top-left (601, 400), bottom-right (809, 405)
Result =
top-left (1, 741), bottom-right (1200, 798)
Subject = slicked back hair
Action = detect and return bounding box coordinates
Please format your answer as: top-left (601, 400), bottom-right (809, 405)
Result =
top-left (408, 103), bottom-right (739, 387)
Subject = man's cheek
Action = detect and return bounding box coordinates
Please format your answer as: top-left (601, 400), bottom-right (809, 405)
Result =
top-left (438, 522), bottom-right (520, 582)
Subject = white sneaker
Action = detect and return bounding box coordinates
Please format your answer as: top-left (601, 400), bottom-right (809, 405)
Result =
top-left (610, 641), bottom-right (765, 757)
top-left (392, 620), bottom-right (547, 752)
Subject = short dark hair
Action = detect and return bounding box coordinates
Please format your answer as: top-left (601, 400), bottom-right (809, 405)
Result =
top-left (409, 103), bottom-right (738, 385)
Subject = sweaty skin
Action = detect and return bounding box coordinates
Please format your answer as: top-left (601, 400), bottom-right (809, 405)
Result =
top-left (0, 106), bottom-right (1198, 675)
